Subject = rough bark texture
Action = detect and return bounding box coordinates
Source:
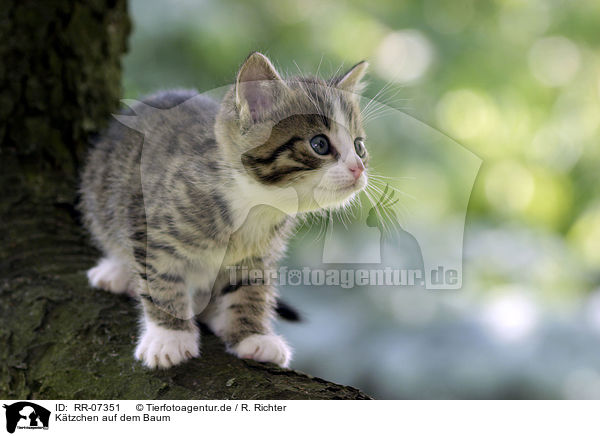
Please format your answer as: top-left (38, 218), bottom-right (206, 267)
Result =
top-left (0, 0), bottom-right (369, 400)
top-left (0, 0), bottom-right (130, 199)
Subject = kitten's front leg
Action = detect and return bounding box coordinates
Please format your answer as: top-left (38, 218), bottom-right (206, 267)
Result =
top-left (134, 272), bottom-right (200, 369)
top-left (203, 280), bottom-right (292, 367)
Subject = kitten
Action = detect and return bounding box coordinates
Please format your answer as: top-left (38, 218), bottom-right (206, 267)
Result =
top-left (80, 52), bottom-right (369, 369)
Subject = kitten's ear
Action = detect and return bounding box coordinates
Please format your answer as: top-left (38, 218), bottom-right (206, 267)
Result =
top-left (235, 52), bottom-right (285, 123)
top-left (334, 61), bottom-right (369, 93)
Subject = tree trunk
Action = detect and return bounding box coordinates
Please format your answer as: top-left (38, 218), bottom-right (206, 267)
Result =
top-left (0, 0), bottom-right (369, 400)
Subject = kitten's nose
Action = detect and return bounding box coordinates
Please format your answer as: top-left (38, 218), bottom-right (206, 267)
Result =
top-left (348, 159), bottom-right (365, 180)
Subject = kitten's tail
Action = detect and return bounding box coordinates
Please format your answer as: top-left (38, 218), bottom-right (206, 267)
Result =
top-left (275, 298), bottom-right (302, 322)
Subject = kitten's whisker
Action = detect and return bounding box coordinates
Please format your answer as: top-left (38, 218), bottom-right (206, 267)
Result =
top-left (369, 179), bottom-right (416, 201)
top-left (363, 101), bottom-right (403, 122)
top-left (336, 208), bottom-right (349, 231)
top-left (368, 173), bottom-right (415, 181)
top-left (368, 182), bottom-right (411, 224)
top-left (361, 81), bottom-right (392, 116)
top-left (323, 210), bottom-right (334, 242)
top-left (362, 98), bottom-right (389, 120)
top-left (316, 54), bottom-right (324, 79)
top-left (361, 80), bottom-right (404, 120)
top-left (363, 108), bottom-right (402, 125)
top-left (360, 79), bottom-right (413, 126)
top-left (311, 209), bottom-right (329, 243)
top-left (329, 62), bottom-right (345, 87)
top-left (364, 185), bottom-right (387, 232)
top-left (293, 60), bottom-right (304, 77)
top-left (365, 183), bottom-right (402, 234)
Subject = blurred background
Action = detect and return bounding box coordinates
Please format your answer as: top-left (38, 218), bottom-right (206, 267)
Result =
top-left (123, 0), bottom-right (600, 398)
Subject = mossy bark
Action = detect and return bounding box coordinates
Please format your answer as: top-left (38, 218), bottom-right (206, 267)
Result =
top-left (0, 0), bottom-right (369, 399)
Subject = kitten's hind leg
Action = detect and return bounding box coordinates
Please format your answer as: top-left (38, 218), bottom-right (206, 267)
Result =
top-left (87, 256), bottom-right (134, 296)
top-left (202, 281), bottom-right (292, 367)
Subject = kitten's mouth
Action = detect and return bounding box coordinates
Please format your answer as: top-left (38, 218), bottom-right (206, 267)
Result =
top-left (316, 177), bottom-right (367, 196)
top-left (310, 175), bottom-right (367, 209)
top-left (332, 182), bottom-right (360, 193)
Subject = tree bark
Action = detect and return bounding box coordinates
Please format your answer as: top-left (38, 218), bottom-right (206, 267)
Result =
top-left (0, 0), bottom-right (369, 399)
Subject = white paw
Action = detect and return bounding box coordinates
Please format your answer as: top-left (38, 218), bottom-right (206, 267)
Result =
top-left (87, 257), bottom-right (134, 295)
top-left (134, 319), bottom-right (200, 369)
top-left (231, 334), bottom-right (292, 367)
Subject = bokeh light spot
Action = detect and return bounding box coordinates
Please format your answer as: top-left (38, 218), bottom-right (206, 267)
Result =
top-left (529, 36), bottom-right (581, 87)
top-left (482, 289), bottom-right (539, 342)
top-left (528, 125), bottom-right (581, 173)
top-left (436, 89), bottom-right (500, 143)
top-left (568, 205), bottom-right (600, 268)
top-left (485, 160), bottom-right (535, 214)
top-left (374, 30), bottom-right (433, 84)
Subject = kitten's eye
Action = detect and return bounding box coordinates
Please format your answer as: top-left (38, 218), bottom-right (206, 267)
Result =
top-left (309, 135), bottom-right (330, 155)
top-left (354, 137), bottom-right (366, 158)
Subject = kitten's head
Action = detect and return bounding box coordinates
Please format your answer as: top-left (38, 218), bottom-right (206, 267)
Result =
top-left (216, 52), bottom-right (369, 212)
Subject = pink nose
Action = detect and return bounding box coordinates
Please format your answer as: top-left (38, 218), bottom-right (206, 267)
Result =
top-left (348, 160), bottom-right (365, 180)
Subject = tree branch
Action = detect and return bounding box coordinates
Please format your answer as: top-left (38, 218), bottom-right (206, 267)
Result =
top-left (0, 176), bottom-right (369, 399)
